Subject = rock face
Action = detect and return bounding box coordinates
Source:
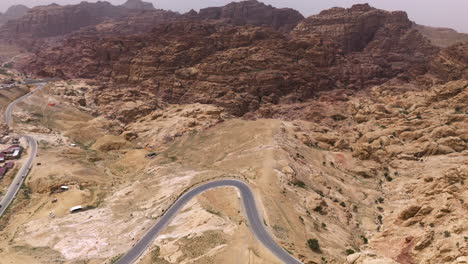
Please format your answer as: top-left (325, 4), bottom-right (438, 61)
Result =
top-left (1, 2), bottom-right (128, 38)
top-left (121, 0), bottom-right (155, 10)
top-left (294, 3), bottom-right (438, 89)
top-left (415, 24), bottom-right (468, 48)
top-left (22, 4), bottom-right (438, 117)
top-left (0, 0), bottom-right (304, 51)
top-left (428, 42), bottom-right (468, 82)
top-left (193, 0), bottom-right (304, 32)
top-left (0, 5), bottom-right (30, 25)
top-left (0, 1), bottom-right (135, 50)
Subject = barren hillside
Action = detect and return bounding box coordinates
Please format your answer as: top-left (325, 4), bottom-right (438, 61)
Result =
top-left (0, 2), bottom-right (466, 264)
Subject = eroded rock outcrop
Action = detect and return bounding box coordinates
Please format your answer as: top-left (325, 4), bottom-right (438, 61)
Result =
top-left (192, 0), bottom-right (304, 32)
top-left (21, 4), bottom-right (441, 118)
top-left (121, 0), bottom-right (155, 10)
top-left (0, 5), bottom-right (29, 26)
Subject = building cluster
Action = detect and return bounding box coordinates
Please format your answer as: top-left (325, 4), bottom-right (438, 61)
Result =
top-left (0, 141), bottom-right (23, 178)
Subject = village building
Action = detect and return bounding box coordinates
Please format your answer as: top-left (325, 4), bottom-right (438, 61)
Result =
top-left (0, 167), bottom-right (6, 178)
top-left (1, 145), bottom-right (23, 160)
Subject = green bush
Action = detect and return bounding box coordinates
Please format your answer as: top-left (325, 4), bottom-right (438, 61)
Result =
top-left (361, 235), bottom-right (368, 244)
top-left (292, 180), bottom-right (306, 188)
top-left (307, 238), bottom-right (321, 253)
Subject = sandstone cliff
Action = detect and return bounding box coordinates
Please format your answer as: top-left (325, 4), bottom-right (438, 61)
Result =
top-left (0, 5), bottom-right (29, 26)
top-left (0, 0), bottom-right (305, 51)
top-left (191, 0), bottom-right (304, 32)
top-left (121, 0), bottom-right (155, 10)
top-left (21, 4), bottom-right (438, 118)
top-left (1, 2), bottom-right (467, 264)
top-left (415, 24), bottom-right (468, 48)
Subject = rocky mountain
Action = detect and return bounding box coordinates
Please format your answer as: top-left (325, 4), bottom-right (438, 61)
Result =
top-left (0, 0), bottom-right (304, 51)
top-left (415, 24), bottom-right (468, 48)
top-left (0, 2), bottom-right (467, 264)
top-left (189, 0), bottom-right (304, 32)
top-left (0, 5), bottom-right (29, 26)
top-left (0, 2), bottom-right (128, 39)
top-left (121, 0), bottom-right (155, 10)
top-left (21, 4), bottom-right (438, 118)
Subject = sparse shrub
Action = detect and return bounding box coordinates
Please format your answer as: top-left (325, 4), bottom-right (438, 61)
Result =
top-left (454, 106), bottom-right (463, 114)
top-left (314, 205), bottom-right (324, 214)
top-left (298, 216), bottom-right (304, 223)
top-left (384, 172), bottom-right (393, 182)
top-left (429, 223), bottom-right (435, 227)
top-left (0, 68), bottom-right (8, 75)
top-left (345, 249), bottom-right (355, 255)
top-left (331, 114), bottom-right (347, 121)
top-left (292, 180), bottom-right (306, 188)
top-left (444, 231), bottom-right (451, 238)
top-left (296, 153), bottom-right (305, 159)
top-left (321, 223), bottom-right (327, 229)
top-left (340, 202), bottom-right (346, 207)
top-left (377, 215), bottom-right (383, 224)
top-left (307, 238), bottom-right (321, 253)
top-left (361, 235), bottom-right (368, 244)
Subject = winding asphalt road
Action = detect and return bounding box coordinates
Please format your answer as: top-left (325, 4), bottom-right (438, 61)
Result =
top-left (0, 82), bottom-right (302, 263)
top-left (115, 179), bottom-right (302, 264)
top-left (0, 83), bottom-right (44, 216)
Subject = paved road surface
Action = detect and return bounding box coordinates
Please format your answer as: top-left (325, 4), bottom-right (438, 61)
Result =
top-left (5, 83), bottom-right (45, 126)
top-left (0, 136), bottom-right (37, 216)
top-left (115, 179), bottom-right (302, 264)
top-left (0, 83), bottom-right (44, 216)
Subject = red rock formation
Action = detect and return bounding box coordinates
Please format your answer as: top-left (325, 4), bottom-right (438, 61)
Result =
top-left (20, 4), bottom-right (441, 117)
top-left (192, 0), bottom-right (304, 32)
top-left (294, 3), bottom-right (438, 89)
top-left (0, 4), bottom-right (29, 26)
top-left (415, 24), bottom-right (468, 48)
top-left (121, 0), bottom-right (155, 10)
top-left (2, 2), bottom-right (128, 38)
top-left (428, 42), bottom-right (468, 82)
top-left (0, 0), bottom-right (304, 51)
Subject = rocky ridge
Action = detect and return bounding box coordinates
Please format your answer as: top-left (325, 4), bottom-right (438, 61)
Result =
top-left (21, 4), bottom-right (438, 118)
top-left (1, 2), bottom-right (467, 264)
top-left (189, 0), bottom-right (304, 32)
top-left (0, 4), bottom-right (29, 26)
top-left (121, 0), bottom-right (155, 10)
top-left (415, 24), bottom-right (468, 48)
top-left (0, 0), bottom-right (306, 51)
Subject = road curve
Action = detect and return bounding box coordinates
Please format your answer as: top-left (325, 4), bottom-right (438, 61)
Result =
top-left (0, 83), bottom-right (44, 217)
top-left (115, 179), bottom-right (303, 264)
top-left (5, 83), bottom-right (45, 127)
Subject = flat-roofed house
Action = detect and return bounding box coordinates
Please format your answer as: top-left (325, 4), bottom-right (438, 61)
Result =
top-left (5, 162), bottom-right (14, 169)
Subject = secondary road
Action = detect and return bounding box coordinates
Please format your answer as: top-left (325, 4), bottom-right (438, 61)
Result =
top-left (5, 83), bottom-right (45, 126)
top-left (0, 136), bottom-right (36, 216)
top-left (116, 179), bottom-right (303, 264)
top-left (0, 83), bottom-right (44, 216)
